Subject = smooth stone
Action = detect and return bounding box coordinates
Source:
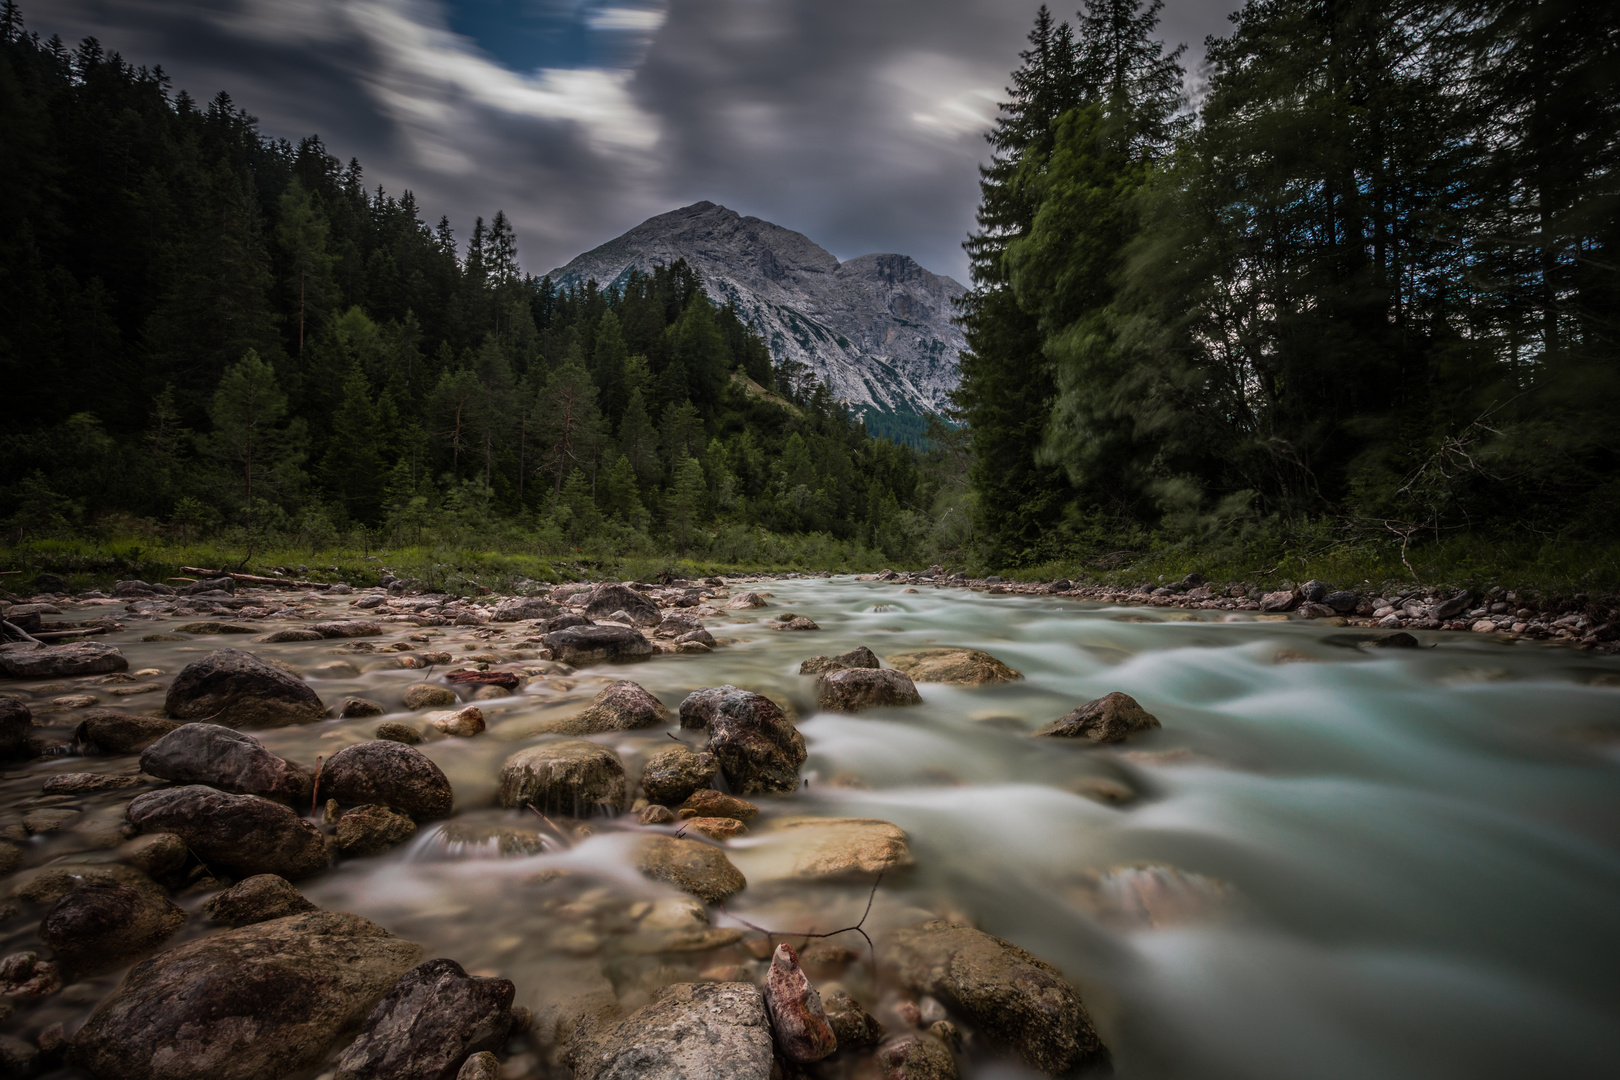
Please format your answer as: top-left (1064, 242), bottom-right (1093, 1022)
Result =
top-left (761, 817), bottom-right (912, 880)
top-left (885, 648), bottom-right (1022, 685)
top-left (40, 877), bottom-right (185, 974)
top-left (428, 705), bottom-right (485, 737)
top-left (125, 786), bottom-right (329, 881)
top-left (118, 832), bottom-right (189, 878)
top-left (764, 943), bottom-right (837, 1062)
top-left (336, 804), bottom-right (419, 856)
top-left (334, 958), bottom-right (514, 1080)
top-left (0, 640), bottom-right (128, 678)
top-left (70, 911), bottom-right (423, 1080)
top-left (75, 710), bottom-right (181, 754)
top-left (404, 683), bottom-right (458, 709)
top-left (164, 648), bottom-right (325, 728)
top-left (566, 982), bottom-right (773, 1080)
top-left (322, 740), bottom-right (455, 820)
top-left (1033, 692), bottom-right (1160, 743)
top-left (581, 584), bottom-right (660, 627)
top-left (203, 874), bottom-right (318, 927)
top-left (679, 788), bottom-right (758, 822)
top-left (540, 680), bottom-right (669, 735)
top-left (639, 743), bottom-right (718, 806)
top-left (376, 721), bottom-right (424, 745)
top-left (497, 740), bottom-right (627, 815)
top-left (635, 836), bottom-right (747, 903)
top-left (678, 685), bottom-right (806, 795)
top-left (140, 722), bottom-right (314, 803)
top-left (885, 921), bottom-right (1105, 1076)
top-left (815, 668), bottom-right (923, 712)
top-left (541, 625), bottom-right (655, 666)
top-left (335, 696), bottom-right (386, 719)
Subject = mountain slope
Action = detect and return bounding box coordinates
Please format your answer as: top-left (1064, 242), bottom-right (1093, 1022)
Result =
top-left (547, 202), bottom-right (964, 425)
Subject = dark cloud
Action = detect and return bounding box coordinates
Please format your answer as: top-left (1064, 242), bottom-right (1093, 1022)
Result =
top-left (30, 0), bottom-right (1236, 282)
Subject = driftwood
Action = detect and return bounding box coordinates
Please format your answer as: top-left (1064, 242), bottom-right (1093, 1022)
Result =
top-left (180, 567), bottom-right (336, 591)
top-left (1, 618), bottom-right (39, 643)
top-left (31, 625), bottom-right (111, 640)
top-left (445, 670), bottom-right (521, 690)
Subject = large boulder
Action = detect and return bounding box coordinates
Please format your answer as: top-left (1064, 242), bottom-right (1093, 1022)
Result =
top-left (798, 646), bottom-right (880, 675)
top-left (203, 874), bottom-right (317, 927)
top-left (542, 625), bottom-right (655, 666)
top-left (884, 921), bottom-right (1105, 1076)
top-left (40, 877), bottom-right (185, 975)
top-left (76, 709), bottom-right (182, 754)
top-left (335, 958), bottom-right (514, 1080)
top-left (125, 786), bottom-right (329, 881)
top-left (539, 680), bottom-right (669, 735)
top-left (582, 584), bottom-right (660, 627)
top-left (678, 686), bottom-right (806, 795)
top-left (497, 740), bottom-right (627, 815)
top-left (1032, 692), bottom-right (1160, 743)
top-left (70, 911), bottom-right (423, 1080)
top-left (321, 741), bottom-right (454, 821)
top-left (885, 649), bottom-right (1022, 685)
top-left (635, 836), bottom-right (747, 903)
top-left (0, 696), bottom-right (30, 757)
top-left (567, 982), bottom-right (773, 1080)
top-left (491, 596), bottom-right (558, 622)
top-left (639, 743), bottom-right (718, 806)
top-left (815, 668), bottom-right (923, 712)
top-left (164, 648), bottom-right (324, 728)
top-left (0, 640), bottom-right (128, 678)
top-left (139, 723), bottom-right (314, 804)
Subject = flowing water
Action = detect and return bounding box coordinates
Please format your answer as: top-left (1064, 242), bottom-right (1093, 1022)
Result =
top-left (6, 578), bottom-right (1620, 1078)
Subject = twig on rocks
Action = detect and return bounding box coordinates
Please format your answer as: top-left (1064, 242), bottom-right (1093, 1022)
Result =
top-left (718, 871), bottom-right (885, 976)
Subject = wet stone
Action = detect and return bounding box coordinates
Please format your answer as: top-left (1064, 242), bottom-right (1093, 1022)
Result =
top-left (404, 683), bottom-right (458, 710)
top-left (823, 987), bottom-right (885, 1048)
top-left (334, 696), bottom-right (386, 719)
top-left (679, 788), bottom-right (759, 821)
top-left (816, 668), bottom-right (923, 712)
top-left (164, 648), bottom-right (325, 728)
top-left (799, 646), bottom-right (881, 675)
top-left (428, 705), bottom-right (485, 737)
top-left (322, 740), bottom-right (455, 820)
top-left (541, 679), bottom-right (669, 735)
top-left (126, 785), bottom-right (330, 881)
top-left (639, 743), bottom-right (718, 806)
top-left (679, 685), bottom-right (806, 795)
top-left (635, 836), bottom-right (747, 903)
top-left (567, 981), bottom-right (773, 1080)
top-left (1033, 692), bottom-right (1161, 744)
top-left (336, 804), bottom-right (419, 856)
top-left (139, 722), bottom-right (314, 803)
top-left (334, 957), bottom-right (514, 1080)
top-left (377, 721), bottom-right (424, 745)
top-left (497, 740), bottom-right (628, 816)
top-left (764, 942), bottom-right (837, 1062)
top-left (40, 877), bottom-right (184, 975)
top-left (877, 1035), bottom-right (958, 1080)
top-left (885, 649), bottom-right (1023, 685)
top-left (75, 710), bottom-right (181, 754)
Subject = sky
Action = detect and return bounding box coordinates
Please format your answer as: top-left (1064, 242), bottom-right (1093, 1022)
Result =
top-left (31, 0), bottom-right (1236, 283)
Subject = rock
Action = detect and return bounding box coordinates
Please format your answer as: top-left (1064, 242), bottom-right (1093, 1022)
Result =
top-left (203, 874), bottom-right (318, 927)
top-left (639, 804), bottom-right (676, 824)
top-left (764, 943), bottom-right (837, 1062)
top-left (635, 836), bottom-right (747, 903)
top-left (885, 921), bottom-right (1104, 1075)
top-left (1258, 589), bottom-right (1301, 613)
top-left (115, 579), bottom-right (175, 597)
top-left (42, 771), bottom-right (147, 794)
top-left (0, 696), bottom-right (30, 757)
top-left (377, 721), bottom-right (424, 745)
top-left (428, 706), bottom-right (485, 737)
top-left (127, 785), bottom-right (329, 880)
top-left (446, 670), bottom-right (520, 692)
top-left (639, 743), bottom-right (718, 806)
top-left (823, 988), bottom-right (884, 1048)
top-left (726, 592), bottom-right (769, 609)
top-left (816, 668), bottom-right (923, 712)
top-left (877, 1035), bottom-right (958, 1080)
top-left (567, 982), bottom-right (773, 1080)
top-left (581, 584), bottom-right (661, 627)
top-left (335, 697), bottom-right (386, 719)
top-left (433, 823), bottom-right (548, 856)
top-left (543, 680), bottom-right (670, 735)
top-left (541, 625), bottom-right (655, 666)
top-left (35, 572), bottom-right (69, 592)
top-left (799, 646), bottom-right (881, 675)
top-left (1032, 692), bottom-right (1161, 744)
top-left (1363, 631), bottom-right (1420, 649)
top-left (335, 958), bottom-right (514, 1080)
top-left (74, 710), bottom-right (178, 755)
top-left (71, 910), bottom-right (423, 1080)
top-left (682, 816), bottom-right (748, 841)
top-left (139, 722), bottom-right (314, 804)
top-left (492, 596), bottom-right (559, 622)
top-left (497, 740), bottom-right (627, 815)
top-left (322, 741), bottom-right (455, 820)
top-left (765, 817), bottom-right (913, 879)
top-left (257, 628), bottom-right (325, 643)
top-left (456, 1051), bottom-right (500, 1080)
top-left (404, 683), bottom-right (458, 709)
top-left (336, 804), bottom-right (419, 856)
top-left (40, 878), bottom-right (184, 974)
top-left (176, 622), bottom-right (257, 635)
top-left (1432, 591), bottom-right (1476, 620)
top-left (164, 648), bottom-right (324, 728)
top-left (547, 612), bottom-right (589, 631)
top-left (679, 788), bottom-right (758, 821)
top-left (1323, 590), bottom-right (1359, 613)
top-left (0, 951), bottom-right (60, 998)
top-left (885, 649), bottom-right (1022, 685)
top-left (775, 616), bottom-right (820, 631)
top-left (119, 832), bottom-right (189, 878)
top-left (312, 620), bottom-right (383, 638)
top-left (1300, 580), bottom-right (1330, 603)
top-left (1297, 602), bottom-right (1337, 619)
top-left (678, 685), bottom-right (806, 795)
top-left (675, 628), bottom-right (716, 647)
top-left (0, 1035), bottom-right (37, 1074)
top-left (0, 640), bottom-right (128, 678)
top-left (24, 806), bottom-right (79, 833)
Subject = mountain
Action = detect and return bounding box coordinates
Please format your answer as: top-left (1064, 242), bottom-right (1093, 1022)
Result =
top-left (547, 202), bottom-right (965, 437)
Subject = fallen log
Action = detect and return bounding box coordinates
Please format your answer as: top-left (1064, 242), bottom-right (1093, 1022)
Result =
top-left (1, 619), bottom-right (39, 643)
top-left (31, 625), bottom-right (111, 640)
top-left (180, 567), bottom-right (336, 591)
top-left (444, 670), bottom-right (521, 690)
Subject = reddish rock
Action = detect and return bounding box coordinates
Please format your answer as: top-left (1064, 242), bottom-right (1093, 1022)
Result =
top-left (763, 943), bottom-right (837, 1063)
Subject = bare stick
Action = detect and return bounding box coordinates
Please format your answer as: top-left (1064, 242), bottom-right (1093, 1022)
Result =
top-left (717, 871), bottom-right (886, 976)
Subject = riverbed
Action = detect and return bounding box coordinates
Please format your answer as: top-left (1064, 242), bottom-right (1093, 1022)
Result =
top-left (5, 577), bottom-right (1620, 1078)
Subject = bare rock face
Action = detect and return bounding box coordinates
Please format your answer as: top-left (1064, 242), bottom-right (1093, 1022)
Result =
top-left (1033, 692), bottom-right (1160, 743)
top-left (321, 740), bottom-right (455, 820)
top-left (125, 785), bottom-right (330, 881)
top-left (678, 685), bottom-right (806, 794)
top-left (565, 981), bottom-right (774, 1080)
top-left (639, 743), bottom-right (718, 806)
top-left (884, 921), bottom-right (1105, 1076)
top-left (635, 836), bottom-right (747, 903)
top-left (1, 640), bottom-right (128, 678)
top-left (70, 911), bottom-right (423, 1080)
top-left (40, 877), bottom-right (185, 975)
top-left (799, 646), bottom-right (881, 675)
top-left (815, 668), bottom-right (923, 712)
top-left (542, 680), bottom-right (669, 735)
top-left (334, 958), bottom-right (515, 1080)
top-left (139, 723), bottom-right (314, 804)
top-left (885, 649), bottom-right (1022, 685)
top-left (336, 804), bottom-right (419, 856)
top-left (497, 740), bottom-right (627, 815)
top-left (164, 648), bottom-right (324, 728)
top-left (582, 584), bottom-right (660, 627)
top-left (764, 943), bottom-right (838, 1062)
top-left (541, 625), bottom-right (655, 666)
top-left (203, 874), bottom-right (317, 927)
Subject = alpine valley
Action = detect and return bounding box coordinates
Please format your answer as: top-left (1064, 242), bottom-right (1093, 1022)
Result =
top-left (549, 202), bottom-right (965, 443)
